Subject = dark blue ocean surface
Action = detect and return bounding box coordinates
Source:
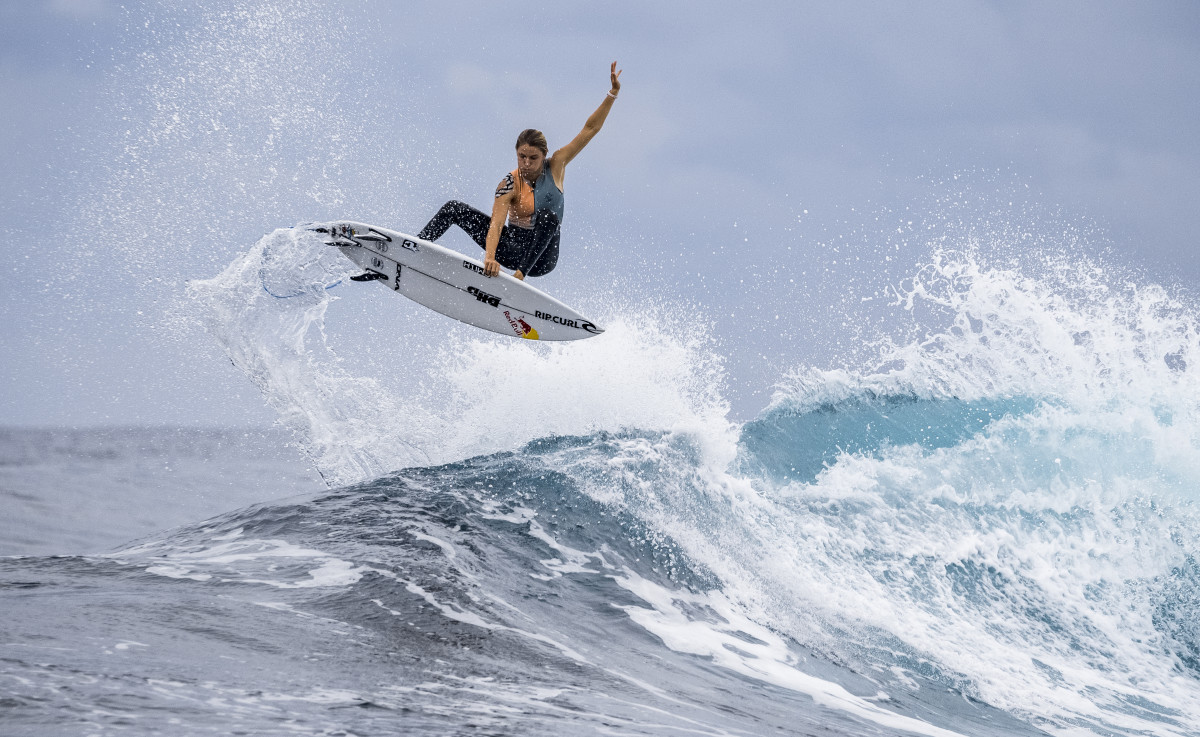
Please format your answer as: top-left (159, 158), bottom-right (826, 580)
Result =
top-left (2, 426), bottom-right (1052, 737)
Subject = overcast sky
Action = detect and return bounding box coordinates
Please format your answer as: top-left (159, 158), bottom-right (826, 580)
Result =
top-left (3, 0), bottom-right (1199, 427)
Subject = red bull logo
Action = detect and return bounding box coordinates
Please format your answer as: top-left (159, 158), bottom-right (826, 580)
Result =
top-left (504, 310), bottom-right (539, 340)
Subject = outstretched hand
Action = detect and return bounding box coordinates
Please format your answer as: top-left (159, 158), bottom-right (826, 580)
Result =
top-left (610, 61), bottom-right (622, 96)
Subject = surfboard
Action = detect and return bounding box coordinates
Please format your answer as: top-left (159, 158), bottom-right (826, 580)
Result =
top-left (306, 221), bottom-right (603, 341)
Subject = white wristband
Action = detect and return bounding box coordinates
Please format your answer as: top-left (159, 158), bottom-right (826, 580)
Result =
top-left (607, 91), bottom-right (618, 99)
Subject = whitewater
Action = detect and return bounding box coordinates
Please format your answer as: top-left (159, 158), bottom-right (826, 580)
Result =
top-left (4, 223), bottom-right (1200, 736)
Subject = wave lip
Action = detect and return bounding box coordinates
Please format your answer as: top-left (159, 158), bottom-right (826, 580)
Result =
top-left (738, 384), bottom-right (1045, 484)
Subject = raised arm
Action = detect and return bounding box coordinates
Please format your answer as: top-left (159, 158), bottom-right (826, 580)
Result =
top-left (549, 62), bottom-right (622, 179)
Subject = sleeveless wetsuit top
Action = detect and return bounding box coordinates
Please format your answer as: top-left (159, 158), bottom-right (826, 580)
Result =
top-left (505, 166), bottom-right (565, 229)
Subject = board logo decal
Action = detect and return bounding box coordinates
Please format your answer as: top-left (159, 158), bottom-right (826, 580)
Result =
top-left (534, 310), bottom-right (601, 333)
top-left (504, 310), bottom-right (539, 340)
top-left (400, 239), bottom-right (419, 252)
top-left (462, 260), bottom-right (486, 276)
top-left (518, 318), bottom-right (538, 339)
top-left (467, 286), bottom-right (501, 307)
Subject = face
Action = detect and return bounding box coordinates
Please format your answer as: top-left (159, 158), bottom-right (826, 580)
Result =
top-left (516, 144), bottom-right (545, 182)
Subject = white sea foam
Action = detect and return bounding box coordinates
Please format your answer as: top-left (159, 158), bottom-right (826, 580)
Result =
top-left (774, 246), bottom-right (1200, 415)
top-left (651, 249), bottom-right (1200, 737)
top-left (614, 572), bottom-right (967, 737)
top-left (116, 535), bottom-right (372, 589)
top-left (189, 226), bottom-right (730, 486)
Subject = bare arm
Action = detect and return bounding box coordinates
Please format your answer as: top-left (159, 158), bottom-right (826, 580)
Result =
top-left (483, 175), bottom-right (514, 277)
top-left (549, 62), bottom-right (622, 182)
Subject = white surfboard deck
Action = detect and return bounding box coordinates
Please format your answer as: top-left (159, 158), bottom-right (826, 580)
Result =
top-left (307, 221), bottom-right (603, 341)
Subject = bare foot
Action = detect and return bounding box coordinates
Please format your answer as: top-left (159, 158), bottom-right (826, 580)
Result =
top-left (513, 270), bottom-right (525, 281)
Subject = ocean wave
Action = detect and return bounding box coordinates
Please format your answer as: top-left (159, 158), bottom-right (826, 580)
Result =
top-left (171, 230), bottom-right (1200, 735)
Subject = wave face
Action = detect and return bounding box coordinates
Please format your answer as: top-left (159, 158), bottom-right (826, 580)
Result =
top-left (1, 432), bottom-right (1038, 737)
top-left (6, 237), bottom-right (1200, 736)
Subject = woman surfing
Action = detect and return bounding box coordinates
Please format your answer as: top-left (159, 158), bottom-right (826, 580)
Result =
top-left (417, 62), bottom-right (622, 281)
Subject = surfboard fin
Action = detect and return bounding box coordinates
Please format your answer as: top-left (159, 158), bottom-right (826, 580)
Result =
top-left (350, 271), bottom-right (388, 282)
top-left (355, 229), bottom-right (391, 242)
top-left (306, 225), bottom-right (358, 246)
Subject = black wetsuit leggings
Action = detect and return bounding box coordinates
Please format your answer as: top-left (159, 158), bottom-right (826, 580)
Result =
top-left (417, 200), bottom-right (560, 278)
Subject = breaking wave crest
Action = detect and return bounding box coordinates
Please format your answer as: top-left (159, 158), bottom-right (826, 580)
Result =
top-left (187, 226), bottom-right (730, 487)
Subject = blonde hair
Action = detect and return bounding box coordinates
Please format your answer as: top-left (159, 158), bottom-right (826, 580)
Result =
top-left (515, 128), bottom-right (548, 156)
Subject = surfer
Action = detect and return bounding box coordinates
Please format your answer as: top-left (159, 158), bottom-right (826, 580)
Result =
top-left (417, 62), bottom-right (622, 281)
